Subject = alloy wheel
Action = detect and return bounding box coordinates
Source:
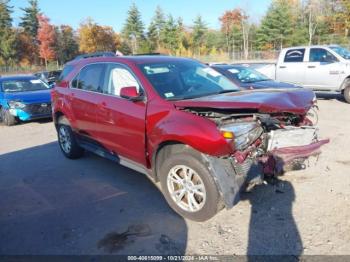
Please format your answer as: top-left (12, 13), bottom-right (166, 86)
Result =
top-left (58, 126), bottom-right (72, 154)
top-left (167, 165), bottom-right (207, 213)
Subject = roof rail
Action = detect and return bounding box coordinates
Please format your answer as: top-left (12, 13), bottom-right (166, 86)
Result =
top-left (73, 52), bottom-right (117, 61)
top-left (133, 53), bottom-right (166, 56)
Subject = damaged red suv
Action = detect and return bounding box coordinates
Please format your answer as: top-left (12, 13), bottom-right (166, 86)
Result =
top-left (52, 54), bottom-right (329, 221)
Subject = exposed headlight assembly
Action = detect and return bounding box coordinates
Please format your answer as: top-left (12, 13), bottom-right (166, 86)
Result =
top-left (220, 122), bottom-right (263, 151)
top-left (8, 100), bottom-right (26, 109)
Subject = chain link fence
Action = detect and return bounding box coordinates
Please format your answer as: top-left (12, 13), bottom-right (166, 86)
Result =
top-left (0, 51), bottom-right (280, 75)
top-left (196, 50), bottom-right (280, 63)
top-left (0, 64), bottom-right (61, 76)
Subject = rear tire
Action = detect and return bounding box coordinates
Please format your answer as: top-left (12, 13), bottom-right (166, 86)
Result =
top-left (159, 146), bottom-right (221, 222)
top-left (57, 123), bottom-right (84, 159)
top-left (344, 86), bottom-right (350, 104)
top-left (1, 108), bottom-right (16, 126)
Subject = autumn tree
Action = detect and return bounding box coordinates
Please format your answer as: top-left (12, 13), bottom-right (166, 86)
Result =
top-left (37, 14), bottom-right (56, 68)
top-left (78, 19), bottom-right (119, 54)
top-left (55, 25), bottom-right (79, 64)
top-left (15, 30), bottom-right (37, 65)
top-left (219, 9), bottom-right (245, 58)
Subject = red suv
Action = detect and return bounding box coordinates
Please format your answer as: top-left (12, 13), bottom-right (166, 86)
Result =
top-left (52, 54), bottom-right (328, 221)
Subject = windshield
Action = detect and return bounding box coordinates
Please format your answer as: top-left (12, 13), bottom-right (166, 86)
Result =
top-left (330, 46), bottom-right (350, 59)
top-left (138, 60), bottom-right (240, 100)
top-left (1, 79), bottom-right (50, 93)
top-left (223, 67), bottom-right (271, 83)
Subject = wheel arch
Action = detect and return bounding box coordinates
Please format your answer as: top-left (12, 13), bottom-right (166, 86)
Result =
top-left (341, 76), bottom-right (350, 92)
top-left (54, 111), bottom-right (70, 129)
top-left (151, 141), bottom-right (188, 182)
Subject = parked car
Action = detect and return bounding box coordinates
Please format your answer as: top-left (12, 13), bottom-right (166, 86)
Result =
top-left (0, 75), bottom-right (52, 126)
top-left (211, 64), bottom-right (301, 90)
top-left (52, 54), bottom-right (328, 221)
top-left (34, 70), bottom-right (62, 87)
top-left (244, 45), bottom-right (350, 103)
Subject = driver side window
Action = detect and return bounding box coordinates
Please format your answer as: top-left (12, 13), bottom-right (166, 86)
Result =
top-left (103, 64), bottom-right (140, 96)
top-left (310, 48), bottom-right (338, 63)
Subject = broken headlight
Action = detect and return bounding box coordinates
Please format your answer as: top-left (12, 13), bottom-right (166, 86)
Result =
top-left (220, 122), bottom-right (263, 151)
top-left (8, 100), bottom-right (26, 109)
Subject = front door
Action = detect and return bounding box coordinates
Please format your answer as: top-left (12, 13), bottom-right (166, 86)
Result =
top-left (303, 48), bottom-right (343, 90)
top-left (94, 63), bottom-right (147, 166)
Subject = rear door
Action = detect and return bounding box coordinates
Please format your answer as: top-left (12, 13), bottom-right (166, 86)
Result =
top-left (94, 63), bottom-right (147, 165)
top-left (303, 48), bottom-right (343, 90)
top-left (69, 63), bottom-right (106, 138)
top-left (276, 48), bottom-right (306, 85)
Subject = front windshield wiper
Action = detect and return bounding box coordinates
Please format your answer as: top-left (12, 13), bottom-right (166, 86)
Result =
top-left (244, 79), bottom-right (269, 83)
top-left (217, 90), bottom-right (239, 94)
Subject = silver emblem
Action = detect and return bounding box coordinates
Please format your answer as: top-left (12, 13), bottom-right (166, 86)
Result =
top-left (41, 103), bottom-right (48, 107)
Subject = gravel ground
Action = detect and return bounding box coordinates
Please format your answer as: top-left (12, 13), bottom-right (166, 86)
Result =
top-left (0, 93), bottom-right (349, 255)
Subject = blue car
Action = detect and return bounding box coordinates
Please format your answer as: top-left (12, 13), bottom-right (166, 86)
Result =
top-left (0, 75), bottom-right (52, 126)
top-left (211, 64), bottom-right (301, 90)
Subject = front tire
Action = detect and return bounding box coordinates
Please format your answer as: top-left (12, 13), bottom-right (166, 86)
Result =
top-left (344, 86), bottom-right (350, 104)
top-left (159, 147), bottom-right (222, 222)
top-left (1, 108), bottom-right (16, 126)
top-left (57, 124), bottom-right (84, 159)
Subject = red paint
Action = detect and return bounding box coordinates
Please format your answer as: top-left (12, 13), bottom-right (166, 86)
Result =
top-left (52, 56), bottom-right (318, 170)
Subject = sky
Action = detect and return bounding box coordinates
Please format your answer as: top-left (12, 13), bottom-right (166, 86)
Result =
top-left (10, 0), bottom-right (271, 32)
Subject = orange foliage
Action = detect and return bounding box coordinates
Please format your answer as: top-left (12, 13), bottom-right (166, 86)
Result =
top-left (37, 14), bottom-right (56, 64)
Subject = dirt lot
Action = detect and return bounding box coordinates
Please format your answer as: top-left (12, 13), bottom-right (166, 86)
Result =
top-left (0, 93), bottom-right (349, 256)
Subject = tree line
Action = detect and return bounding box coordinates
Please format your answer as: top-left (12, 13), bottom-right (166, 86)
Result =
top-left (0, 0), bottom-right (349, 67)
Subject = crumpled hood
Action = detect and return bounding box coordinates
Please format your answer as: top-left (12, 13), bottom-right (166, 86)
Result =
top-left (3, 89), bottom-right (51, 104)
top-left (240, 80), bottom-right (300, 90)
top-left (173, 88), bottom-right (315, 114)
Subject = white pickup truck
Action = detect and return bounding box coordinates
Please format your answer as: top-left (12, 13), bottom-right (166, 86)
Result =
top-left (249, 45), bottom-right (350, 103)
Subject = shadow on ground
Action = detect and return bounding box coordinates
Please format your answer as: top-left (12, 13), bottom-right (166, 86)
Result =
top-left (0, 142), bottom-right (187, 255)
top-left (242, 179), bottom-right (303, 256)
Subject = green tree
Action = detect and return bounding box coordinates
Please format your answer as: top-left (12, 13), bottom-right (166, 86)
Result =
top-left (19, 0), bottom-right (40, 39)
top-left (0, 0), bottom-right (16, 66)
top-left (122, 3), bottom-right (145, 54)
top-left (0, 0), bottom-right (12, 28)
top-left (55, 25), bottom-right (79, 64)
top-left (161, 14), bottom-right (179, 54)
top-left (148, 6), bottom-right (165, 50)
top-left (192, 15), bottom-right (207, 55)
top-left (256, 0), bottom-right (293, 50)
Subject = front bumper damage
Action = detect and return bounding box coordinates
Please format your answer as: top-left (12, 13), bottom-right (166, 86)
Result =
top-left (204, 126), bottom-right (329, 209)
top-left (9, 103), bottom-right (52, 121)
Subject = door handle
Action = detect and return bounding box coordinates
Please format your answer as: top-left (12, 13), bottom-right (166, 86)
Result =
top-left (279, 66), bottom-right (287, 69)
top-left (98, 102), bottom-right (107, 108)
top-left (308, 66), bottom-right (316, 69)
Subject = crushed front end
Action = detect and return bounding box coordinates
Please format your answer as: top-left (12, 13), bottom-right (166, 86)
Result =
top-left (186, 107), bottom-right (329, 208)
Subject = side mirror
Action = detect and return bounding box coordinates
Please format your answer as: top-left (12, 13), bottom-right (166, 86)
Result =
top-left (120, 86), bottom-right (143, 101)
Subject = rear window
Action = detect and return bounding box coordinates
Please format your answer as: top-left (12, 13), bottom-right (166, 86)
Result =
top-left (57, 65), bottom-right (74, 83)
top-left (284, 49), bottom-right (305, 63)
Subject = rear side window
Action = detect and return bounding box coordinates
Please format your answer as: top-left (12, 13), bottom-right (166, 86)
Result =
top-left (284, 49), bottom-right (305, 63)
top-left (72, 64), bottom-right (106, 93)
top-left (57, 65), bottom-right (74, 83)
